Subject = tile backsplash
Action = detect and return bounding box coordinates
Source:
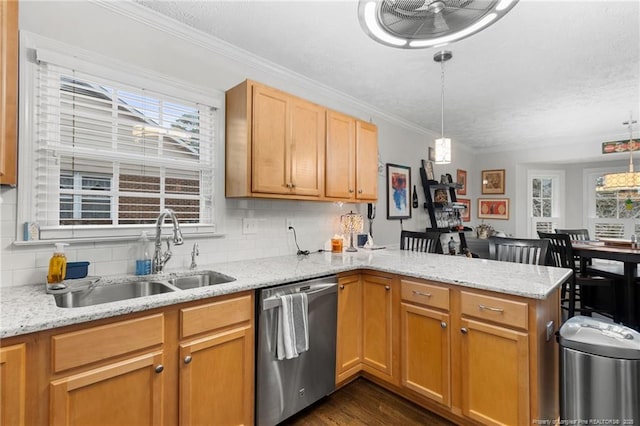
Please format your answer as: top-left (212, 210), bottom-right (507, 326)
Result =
top-left (1, 187), bottom-right (360, 288)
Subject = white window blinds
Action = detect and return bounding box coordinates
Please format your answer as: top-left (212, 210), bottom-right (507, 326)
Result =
top-left (33, 52), bottom-right (216, 233)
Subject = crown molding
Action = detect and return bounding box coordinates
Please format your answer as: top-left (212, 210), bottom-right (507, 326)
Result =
top-left (93, 0), bottom-right (430, 136)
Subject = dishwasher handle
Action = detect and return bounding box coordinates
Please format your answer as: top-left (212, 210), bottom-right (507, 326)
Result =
top-left (262, 283), bottom-right (336, 311)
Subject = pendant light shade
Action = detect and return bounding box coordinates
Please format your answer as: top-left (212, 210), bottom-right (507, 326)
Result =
top-left (434, 50), bottom-right (452, 165)
top-left (597, 115), bottom-right (639, 192)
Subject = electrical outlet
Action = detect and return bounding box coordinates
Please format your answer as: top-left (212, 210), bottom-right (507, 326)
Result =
top-left (286, 218), bottom-right (294, 231)
top-left (242, 218), bottom-right (258, 234)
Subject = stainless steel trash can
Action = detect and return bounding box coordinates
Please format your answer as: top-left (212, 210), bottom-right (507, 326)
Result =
top-left (559, 316), bottom-right (640, 424)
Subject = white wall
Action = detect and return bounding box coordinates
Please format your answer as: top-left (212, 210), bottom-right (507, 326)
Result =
top-left (1, 1), bottom-right (464, 287)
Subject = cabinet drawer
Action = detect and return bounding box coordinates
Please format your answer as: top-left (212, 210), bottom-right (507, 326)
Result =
top-left (52, 314), bottom-right (164, 373)
top-left (460, 291), bottom-right (528, 330)
top-left (401, 279), bottom-right (449, 310)
top-left (180, 294), bottom-right (252, 338)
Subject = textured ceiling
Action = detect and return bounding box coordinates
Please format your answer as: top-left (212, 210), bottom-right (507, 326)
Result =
top-left (134, 0), bottom-right (640, 154)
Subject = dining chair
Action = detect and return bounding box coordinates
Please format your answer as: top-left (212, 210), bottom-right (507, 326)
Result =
top-left (400, 230), bottom-right (443, 254)
top-left (538, 231), bottom-right (617, 321)
top-left (554, 228), bottom-right (590, 241)
top-left (488, 236), bottom-right (549, 265)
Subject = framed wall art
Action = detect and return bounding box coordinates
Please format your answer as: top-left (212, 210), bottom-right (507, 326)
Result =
top-left (425, 161), bottom-right (435, 181)
top-left (457, 198), bottom-right (471, 222)
top-left (456, 169), bottom-right (467, 195)
top-left (386, 163), bottom-right (411, 220)
top-left (481, 169), bottom-right (505, 194)
top-left (478, 198), bottom-right (509, 220)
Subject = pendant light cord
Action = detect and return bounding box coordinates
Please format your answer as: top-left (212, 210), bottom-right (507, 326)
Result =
top-left (440, 59), bottom-right (445, 140)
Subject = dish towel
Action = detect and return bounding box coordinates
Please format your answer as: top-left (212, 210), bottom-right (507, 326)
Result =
top-left (276, 292), bottom-right (309, 360)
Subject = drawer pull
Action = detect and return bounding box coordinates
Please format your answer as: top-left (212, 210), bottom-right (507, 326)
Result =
top-left (184, 355), bottom-right (192, 364)
top-left (155, 364), bottom-right (164, 373)
top-left (385, 285), bottom-right (390, 291)
top-left (441, 321), bottom-right (447, 329)
top-left (412, 290), bottom-right (432, 298)
top-left (461, 328), bottom-right (468, 334)
top-left (479, 304), bottom-right (504, 313)
top-left (340, 285), bottom-right (345, 290)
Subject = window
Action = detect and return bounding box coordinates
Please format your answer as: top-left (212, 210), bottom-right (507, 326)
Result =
top-left (19, 45), bottom-right (219, 240)
top-left (585, 169), bottom-right (639, 239)
top-left (527, 171), bottom-right (564, 237)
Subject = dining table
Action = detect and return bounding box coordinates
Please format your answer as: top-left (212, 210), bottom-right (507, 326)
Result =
top-left (572, 240), bottom-right (640, 329)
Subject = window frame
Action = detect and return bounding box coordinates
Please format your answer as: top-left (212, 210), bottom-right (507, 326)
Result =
top-left (584, 166), bottom-right (639, 239)
top-left (16, 32), bottom-right (224, 243)
top-left (526, 169), bottom-right (565, 238)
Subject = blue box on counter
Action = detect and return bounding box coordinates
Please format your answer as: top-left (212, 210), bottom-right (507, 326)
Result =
top-left (66, 262), bottom-right (90, 279)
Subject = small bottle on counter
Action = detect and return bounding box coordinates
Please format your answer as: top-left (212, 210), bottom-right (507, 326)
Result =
top-left (448, 237), bottom-right (456, 255)
top-left (47, 243), bottom-right (69, 284)
top-left (135, 231), bottom-right (152, 275)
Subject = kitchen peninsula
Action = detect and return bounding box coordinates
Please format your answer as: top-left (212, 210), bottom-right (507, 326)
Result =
top-left (0, 249), bottom-right (570, 425)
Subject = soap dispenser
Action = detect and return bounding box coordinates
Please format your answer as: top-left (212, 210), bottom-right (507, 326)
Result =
top-left (47, 243), bottom-right (69, 284)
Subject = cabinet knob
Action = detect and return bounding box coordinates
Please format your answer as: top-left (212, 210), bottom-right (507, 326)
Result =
top-left (385, 285), bottom-right (390, 291)
top-left (184, 355), bottom-right (192, 364)
top-left (460, 328), bottom-right (468, 334)
top-left (358, 189), bottom-right (363, 194)
top-left (291, 183), bottom-right (295, 188)
top-left (349, 189), bottom-right (354, 193)
top-left (155, 364), bottom-right (164, 373)
top-left (286, 183), bottom-right (292, 188)
top-left (340, 285), bottom-right (345, 289)
top-left (441, 322), bottom-right (447, 329)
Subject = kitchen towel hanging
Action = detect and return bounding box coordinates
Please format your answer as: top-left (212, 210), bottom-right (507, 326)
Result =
top-left (276, 292), bottom-right (309, 360)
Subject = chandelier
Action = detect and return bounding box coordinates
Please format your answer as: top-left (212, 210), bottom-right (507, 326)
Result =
top-left (597, 115), bottom-right (640, 192)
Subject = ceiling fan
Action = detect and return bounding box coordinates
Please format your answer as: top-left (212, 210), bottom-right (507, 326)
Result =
top-left (357, 0), bottom-right (518, 49)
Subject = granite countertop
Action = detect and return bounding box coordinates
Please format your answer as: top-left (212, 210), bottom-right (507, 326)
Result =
top-left (0, 248), bottom-right (571, 338)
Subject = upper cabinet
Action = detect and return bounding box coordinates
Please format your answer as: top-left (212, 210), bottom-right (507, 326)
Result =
top-left (0, 0), bottom-right (18, 186)
top-left (226, 79), bottom-right (377, 202)
top-left (325, 111), bottom-right (378, 202)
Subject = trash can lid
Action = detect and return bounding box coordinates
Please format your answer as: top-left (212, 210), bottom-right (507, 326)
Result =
top-left (558, 316), bottom-right (640, 359)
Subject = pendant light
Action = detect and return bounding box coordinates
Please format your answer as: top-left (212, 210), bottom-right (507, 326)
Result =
top-left (434, 50), bottom-right (452, 165)
top-left (597, 114), bottom-right (640, 192)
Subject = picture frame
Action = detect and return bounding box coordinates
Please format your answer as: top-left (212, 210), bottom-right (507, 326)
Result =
top-left (386, 163), bottom-right (411, 220)
top-left (481, 169), bottom-right (505, 194)
top-left (457, 198), bottom-right (471, 222)
top-left (428, 147), bottom-right (436, 162)
top-left (425, 161), bottom-right (435, 181)
top-left (477, 198), bottom-right (509, 220)
top-left (456, 169), bottom-right (467, 195)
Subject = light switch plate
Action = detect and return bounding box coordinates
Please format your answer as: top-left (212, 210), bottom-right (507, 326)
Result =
top-left (242, 218), bottom-right (258, 234)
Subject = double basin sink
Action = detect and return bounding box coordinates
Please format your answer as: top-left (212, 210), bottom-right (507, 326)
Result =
top-left (52, 271), bottom-right (236, 308)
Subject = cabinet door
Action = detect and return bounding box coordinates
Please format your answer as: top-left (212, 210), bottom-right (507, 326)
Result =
top-left (355, 121), bottom-right (378, 200)
top-left (460, 318), bottom-right (530, 425)
top-left (325, 110), bottom-right (355, 199)
top-left (251, 84), bottom-right (290, 194)
top-left (50, 351), bottom-right (164, 426)
top-left (0, 0), bottom-right (18, 186)
top-left (362, 274), bottom-right (395, 382)
top-left (290, 99), bottom-right (325, 196)
top-left (401, 303), bottom-right (450, 407)
top-left (179, 325), bottom-right (253, 426)
top-left (0, 343), bottom-right (26, 425)
top-left (336, 274), bottom-right (362, 383)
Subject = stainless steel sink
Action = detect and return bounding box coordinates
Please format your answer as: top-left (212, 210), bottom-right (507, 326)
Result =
top-left (168, 271), bottom-right (236, 290)
top-left (53, 280), bottom-right (176, 308)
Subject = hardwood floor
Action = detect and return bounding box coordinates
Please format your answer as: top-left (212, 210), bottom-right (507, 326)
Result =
top-left (281, 378), bottom-right (455, 426)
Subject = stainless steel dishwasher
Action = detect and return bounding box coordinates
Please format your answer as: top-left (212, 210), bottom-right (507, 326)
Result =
top-left (256, 275), bottom-right (338, 426)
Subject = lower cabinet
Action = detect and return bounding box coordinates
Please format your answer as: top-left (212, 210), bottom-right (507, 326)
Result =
top-left (0, 343), bottom-right (26, 425)
top-left (336, 273), bottom-right (363, 383)
top-left (336, 273), bottom-right (559, 425)
top-left (50, 351), bottom-right (165, 426)
top-left (178, 294), bottom-right (254, 426)
top-left (361, 273), bottom-right (399, 385)
top-left (37, 291), bottom-right (254, 426)
top-left (460, 318), bottom-right (530, 425)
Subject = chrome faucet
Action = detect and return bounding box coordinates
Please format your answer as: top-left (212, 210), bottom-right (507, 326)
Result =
top-left (152, 209), bottom-right (184, 273)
